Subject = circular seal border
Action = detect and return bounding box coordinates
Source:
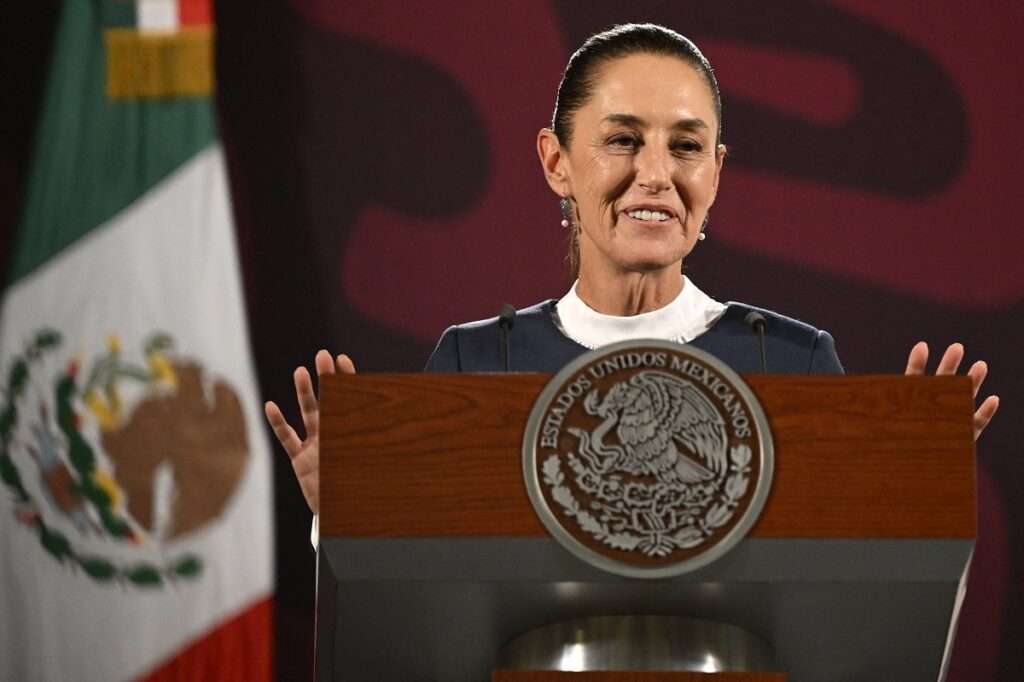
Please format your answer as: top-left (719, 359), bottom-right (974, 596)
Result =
top-left (522, 339), bottom-right (775, 579)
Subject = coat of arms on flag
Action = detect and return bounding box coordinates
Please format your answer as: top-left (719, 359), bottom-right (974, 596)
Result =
top-left (2, 329), bottom-right (251, 587)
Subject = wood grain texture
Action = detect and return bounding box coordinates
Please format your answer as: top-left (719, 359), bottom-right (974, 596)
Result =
top-left (491, 671), bottom-right (786, 681)
top-left (319, 374), bottom-right (975, 539)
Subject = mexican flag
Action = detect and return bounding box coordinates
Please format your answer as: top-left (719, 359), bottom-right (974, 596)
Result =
top-left (0, 1), bottom-right (273, 680)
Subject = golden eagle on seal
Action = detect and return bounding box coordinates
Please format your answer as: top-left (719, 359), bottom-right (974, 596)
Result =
top-left (570, 370), bottom-right (728, 484)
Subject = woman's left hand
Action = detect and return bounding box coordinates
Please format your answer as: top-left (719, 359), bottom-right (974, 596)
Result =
top-left (904, 342), bottom-right (1000, 441)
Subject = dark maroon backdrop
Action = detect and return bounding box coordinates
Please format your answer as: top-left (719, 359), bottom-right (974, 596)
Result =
top-left (3, 2), bottom-right (1021, 680)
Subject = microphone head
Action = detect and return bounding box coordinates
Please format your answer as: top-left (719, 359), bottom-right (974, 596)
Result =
top-left (498, 303), bottom-right (517, 330)
top-left (744, 310), bottom-right (767, 331)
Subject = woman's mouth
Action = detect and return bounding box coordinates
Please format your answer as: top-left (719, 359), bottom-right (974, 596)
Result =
top-left (622, 208), bottom-right (676, 224)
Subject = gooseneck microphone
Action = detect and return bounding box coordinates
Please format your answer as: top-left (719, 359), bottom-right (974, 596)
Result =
top-left (744, 311), bottom-right (768, 374)
top-left (498, 304), bottom-right (517, 372)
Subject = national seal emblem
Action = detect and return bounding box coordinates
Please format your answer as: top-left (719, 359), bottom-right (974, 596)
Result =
top-left (522, 340), bottom-right (774, 578)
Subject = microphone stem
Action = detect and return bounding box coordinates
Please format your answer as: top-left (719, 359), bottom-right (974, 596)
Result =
top-left (501, 328), bottom-right (510, 372)
top-left (757, 325), bottom-right (767, 373)
top-left (498, 303), bottom-right (516, 372)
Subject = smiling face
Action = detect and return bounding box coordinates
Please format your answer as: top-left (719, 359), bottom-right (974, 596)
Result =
top-left (540, 53), bottom-right (725, 281)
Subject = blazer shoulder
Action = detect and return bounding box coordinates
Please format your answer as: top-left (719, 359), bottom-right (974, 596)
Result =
top-left (705, 301), bottom-right (843, 374)
top-left (720, 301), bottom-right (821, 338)
top-left (423, 300), bottom-right (560, 372)
top-left (452, 299), bottom-right (554, 334)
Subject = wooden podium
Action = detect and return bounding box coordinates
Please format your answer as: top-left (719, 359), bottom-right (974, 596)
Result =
top-left (316, 374), bottom-right (975, 681)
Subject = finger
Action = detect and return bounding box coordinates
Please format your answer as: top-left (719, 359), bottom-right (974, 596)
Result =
top-left (294, 366), bottom-right (320, 439)
top-left (264, 400), bottom-right (304, 458)
top-left (904, 341), bottom-right (928, 375)
top-left (935, 343), bottom-right (965, 376)
top-left (967, 360), bottom-right (988, 400)
top-left (974, 395), bottom-right (1000, 441)
top-left (315, 349), bottom-right (335, 376)
top-left (337, 353), bottom-right (356, 374)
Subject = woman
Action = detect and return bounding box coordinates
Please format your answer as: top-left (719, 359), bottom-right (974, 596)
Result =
top-left (265, 23), bottom-right (998, 520)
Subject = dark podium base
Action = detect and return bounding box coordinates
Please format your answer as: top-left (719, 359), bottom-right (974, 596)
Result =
top-left (316, 536), bottom-right (968, 682)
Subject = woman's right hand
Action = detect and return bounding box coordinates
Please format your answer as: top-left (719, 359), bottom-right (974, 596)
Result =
top-left (264, 350), bottom-right (356, 514)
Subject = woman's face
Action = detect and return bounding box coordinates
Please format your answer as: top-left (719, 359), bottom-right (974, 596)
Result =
top-left (549, 53), bottom-right (725, 277)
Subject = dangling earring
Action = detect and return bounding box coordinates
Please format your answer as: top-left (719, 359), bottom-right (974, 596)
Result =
top-left (560, 197), bottom-right (574, 229)
top-left (697, 213), bottom-right (710, 241)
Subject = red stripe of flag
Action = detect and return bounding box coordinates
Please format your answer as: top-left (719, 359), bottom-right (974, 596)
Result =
top-left (179, 0), bottom-right (212, 27)
top-left (136, 597), bottom-right (273, 681)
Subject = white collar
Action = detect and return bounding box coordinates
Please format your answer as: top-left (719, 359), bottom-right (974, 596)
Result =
top-left (554, 276), bottom-right (726, 350)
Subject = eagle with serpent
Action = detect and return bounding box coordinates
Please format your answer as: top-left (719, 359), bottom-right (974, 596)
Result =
top-left (545, 370), bottom-right (752, 558)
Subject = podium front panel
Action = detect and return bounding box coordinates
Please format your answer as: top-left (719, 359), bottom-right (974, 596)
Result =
top-left (317, 374), bottom-right (974, 681)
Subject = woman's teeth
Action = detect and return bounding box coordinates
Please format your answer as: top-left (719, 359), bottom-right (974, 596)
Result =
top-left (626, 209), bottom-right (671, 222)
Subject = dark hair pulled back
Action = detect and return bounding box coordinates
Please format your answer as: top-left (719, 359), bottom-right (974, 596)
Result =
top-left (552, 23), bottom-right (723, 148)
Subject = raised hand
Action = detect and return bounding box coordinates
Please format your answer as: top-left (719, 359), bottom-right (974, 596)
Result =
top-left (264, 350), bottom-right (356, 514)
top-left (904, 342), bottom-right (999, 441)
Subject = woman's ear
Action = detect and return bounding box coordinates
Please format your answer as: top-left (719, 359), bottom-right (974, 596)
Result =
top-left (537, 128), bottom-right (571, 197)
top-left (709, 143), bottom-right (727, 203)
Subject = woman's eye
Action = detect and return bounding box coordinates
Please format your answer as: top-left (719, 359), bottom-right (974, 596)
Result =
top-left (673, 139), bottom-right (703, 154)
top-left (608, 135), bottom-right (640, 149)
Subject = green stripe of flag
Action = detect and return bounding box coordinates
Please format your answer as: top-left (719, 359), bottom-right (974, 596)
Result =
top-left (8, 0), bottom-right (216, 286)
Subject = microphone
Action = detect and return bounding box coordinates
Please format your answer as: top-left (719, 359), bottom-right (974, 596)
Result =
top-left (744, 311), bottom-right (768, 374)
top-left (498, 304), bottom-right (517, 372)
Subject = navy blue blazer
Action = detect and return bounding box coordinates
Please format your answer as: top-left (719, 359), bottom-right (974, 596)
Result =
top-left (424, 300), bottom-right (843, 375)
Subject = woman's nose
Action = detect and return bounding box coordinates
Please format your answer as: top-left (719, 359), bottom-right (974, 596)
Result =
top-left (635, 146), bottom-right (673, 194)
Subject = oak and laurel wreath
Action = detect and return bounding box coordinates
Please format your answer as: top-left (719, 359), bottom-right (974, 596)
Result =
top-left (0, 329), bottom-right (203, 587)
top-left (543, 444), bottom-right (752, 557)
